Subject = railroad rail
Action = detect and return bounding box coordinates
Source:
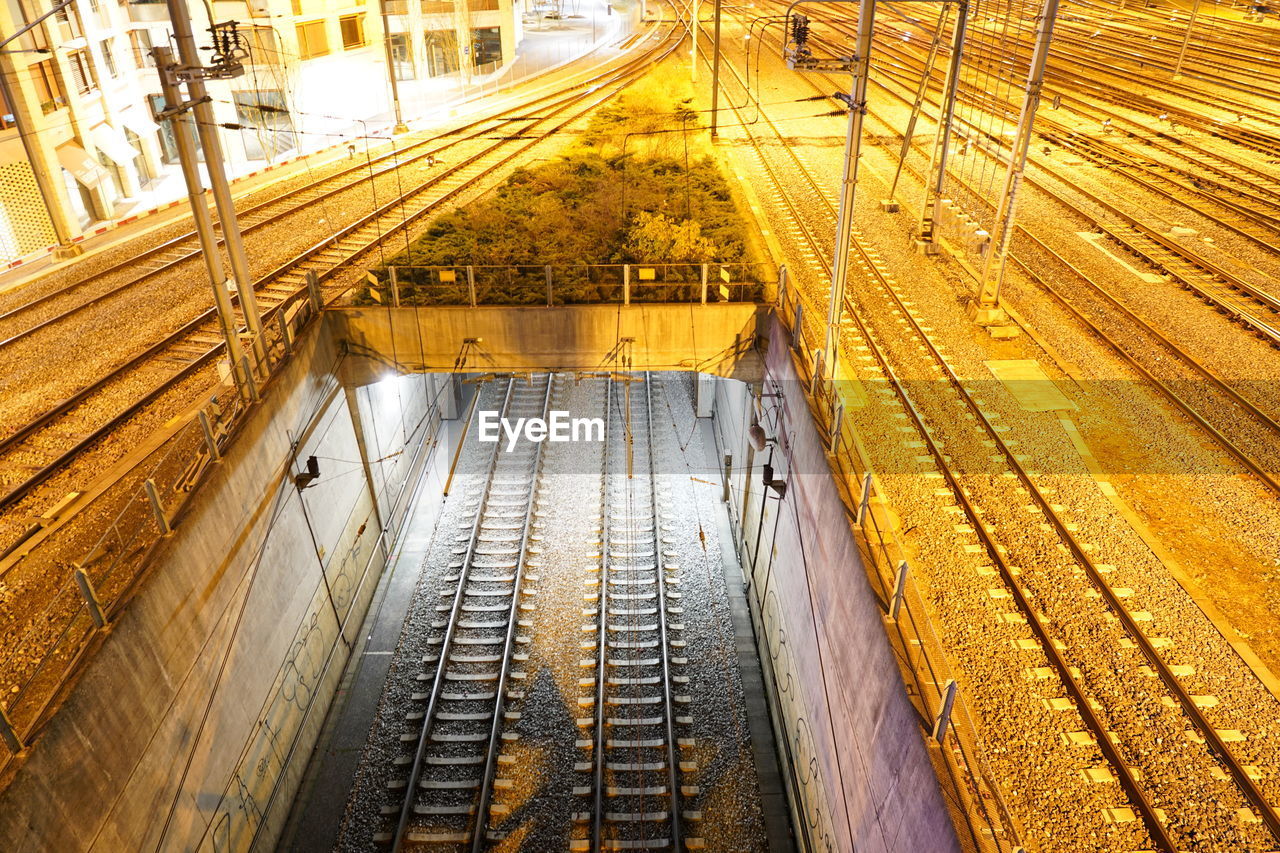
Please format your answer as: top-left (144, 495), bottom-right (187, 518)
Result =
top-left (792, 7), bottom-right (1280, 349)
top-left (0, 12), bottom-right (687, 524)
top-left (381, 374), bottom-right (552, 849)
top-left (797, 11), bottom-right (1280, 497)
top-left (705, 14), bottom-right (1280, 847)
top-left (577, 374), bottom-right (693, 852)
top-left (858, 40), bottom-right (1280, 344)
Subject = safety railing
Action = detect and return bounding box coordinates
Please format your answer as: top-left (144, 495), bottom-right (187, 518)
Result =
top-left (773, 273), bottom-right (1021, 853)
top-left (0, 286), bottom-right (323, 770)
top-left (362, 262), bottom-right (775, 307)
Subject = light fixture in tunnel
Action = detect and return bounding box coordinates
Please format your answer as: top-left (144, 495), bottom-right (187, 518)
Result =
top-left (748, 423), bottom-right (768, 452)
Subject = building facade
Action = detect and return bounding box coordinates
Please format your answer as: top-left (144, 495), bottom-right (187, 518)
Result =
top-left (0, 0), bottom-right (521, 263)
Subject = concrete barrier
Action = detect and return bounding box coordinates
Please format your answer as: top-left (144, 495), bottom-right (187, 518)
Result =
top-left (707, 313), bottom-right (962, 852)
top-left (0, 323), bottom-right (451, 852)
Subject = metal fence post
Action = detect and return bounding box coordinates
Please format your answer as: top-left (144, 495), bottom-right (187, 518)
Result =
top-left (305, 269), bottom-right (322, 312)
top-left (829, 402), bottom-right (843, 452)
top-left (778, 264), bottom-right (788, 306)
top-left (278, 309), bottom-right (293, 354)
top-left (545, 265), bottom-right (553, 307)
top-left (241, 356), bottom-right (261, 402)
top-left (932, 679), bottom-right (957, 742)
top-left (0, 705), bottom-right (22, 753)
top-left (74, 565), bottom-right (107, 628)
top-left (889, 559), bottom-right (908, 620)
top-left (144, 479), bottom-right (172, 536)
top-left (467, 266), bottom-right (477, 307)
top-left (389, 266), bottom-right (401, 308)
top-left (791, 301), bottom-right (804, 351)
top-left (199, 410), bottom-right (222, 462)
top-left (811, 349), bottom-right (824, 395)
top-left (723, 453), bottom-right (732, 503)
top-left (623, 264), bottom-right (631, 305)
top-left (700, 263), bottom-right (708, 304)
top-left (854, 471), bottom-right (873, 524)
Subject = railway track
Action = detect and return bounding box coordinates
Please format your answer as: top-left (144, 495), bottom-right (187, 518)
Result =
top-left (577, 374), bottom-right (693, 852)
top-left (826, 11), bottom-right (1280, 345)
top-left (775, 1), bottom-right (1280, 489)
top-left (381, 374), bottom-right (552, 849)
top-left (0, 37), bottom-right (655, 352)
top-left (705, 13), bottom-right (1280, 849)
top-left (377, 371), bottom-right (696, 852)
top-left (0, 15), bottom-right (685, 524)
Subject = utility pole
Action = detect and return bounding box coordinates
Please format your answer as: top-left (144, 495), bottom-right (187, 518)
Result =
top-left (151, 46), bottom-right (250, 399)
top-left (881, 4), bottom-right (950, 213)
top-left (916, 0), bottom-right (967, 249)
top-left (973, 0), bottom-right (1059, 324)
top-left (710, 0), bottom-right (723, 137)
top-left (1173, 0), bottom-right (1201, 77)
top-left (691, 0), bottom-right (699, 81)
top-left (164, 0), bottom-right (268, 371)
top-left (380, 0), bottom-right (410, 132)
top-left (0, 0), bottom-right (83, 260)
top-left (824, 0), bottom-right (877, 379)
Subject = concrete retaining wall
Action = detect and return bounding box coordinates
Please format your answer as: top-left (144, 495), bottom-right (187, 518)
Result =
top-left (708, 314), bottom-right (961, 853)
top-left (333, 304), bottom-right (767, 382)
top-left (0, 323), bottom-right (448, 853)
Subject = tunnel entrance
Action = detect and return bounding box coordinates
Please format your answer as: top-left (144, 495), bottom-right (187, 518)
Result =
top-left (0, 308), bottom-right (959, 852)
top-left (280, 370), bottom-right (788, 852)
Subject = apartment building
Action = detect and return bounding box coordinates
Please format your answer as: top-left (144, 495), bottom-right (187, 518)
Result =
top-left (0, 0), bottom-right (522, 263)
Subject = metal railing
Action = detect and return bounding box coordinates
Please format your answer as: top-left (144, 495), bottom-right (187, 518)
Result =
top-left (364, 262), bottom-right (775, 307)
top-left (0, 287), bottom-right (322, 769)
top-left (769, 273), bottom-right (1022, 853)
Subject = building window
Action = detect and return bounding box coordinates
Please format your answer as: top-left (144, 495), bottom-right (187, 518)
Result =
top-left (468, 0), bottom-right (498, 10)
top-left (290, 0), bottom-right (302, 14)
top-left (100, 39), bottom-right (118, 77)
top-left (470, 26), bottom-right (501, 67)
top-left (296, 20), bottom-right (329, 59)
top-left (421, 0), bottom-right (452, 12)
top-left (54, 4), bottom-right (83, 39)
top-left (233, 90), bottom-right (297, 160)
top-left (126, 129), bottom-right (155, 185)
top-left (149, 92), bottom-right (199, 164)
top-left (339, 14), bottom-right (366, 49)
top-left (31, 59), bottom-right (67, 113)
top-left (388, 33), bottom-right (414, 79)
top-left (242, 27), bottom-right (282, 66)
top-left (66, 50), bottom-right (98, 95)
top-left (423, 30), bottom-right (458, 77)
top-left (130, 29), bottom-right (155, 68)
top-left (14, 0), bottom-right (51, 53)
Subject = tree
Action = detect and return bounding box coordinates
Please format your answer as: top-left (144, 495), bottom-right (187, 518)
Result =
top-left (622, 212), bottom-right (718, 263)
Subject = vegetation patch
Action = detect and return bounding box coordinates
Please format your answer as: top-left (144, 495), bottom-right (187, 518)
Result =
top-left (367, 82), bottom-right (765, 304)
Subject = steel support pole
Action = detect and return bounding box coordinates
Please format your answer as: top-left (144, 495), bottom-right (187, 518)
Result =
top-left (824, 0), bottom-right (878, 379)
top-left (1173, 0), bottom-right (1201, 77)
top-left (885, 4), bottom-right (950, 208)
top-left (0, 54), bottom-right (83, 260)
top-left (164, 0), bottom-right (268, 369)
top-left (380, 0), bottom-right (410, 132)
top-left (691, 0), bottom-right (699, 81)
top-left (710, 0), bottom-right (723, 136)
top-left (975, 0), bottom-right (1059, 313)
top-left (152, 46), bottom-right (250, 399)
top-left (918, 1), bottom-right (967, 244)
